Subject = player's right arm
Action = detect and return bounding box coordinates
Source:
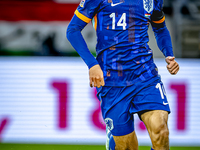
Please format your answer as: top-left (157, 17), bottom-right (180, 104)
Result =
top-left (66, 0), bottom-right (104, 88)
top-left (67, 14), bottom-right (98, 69)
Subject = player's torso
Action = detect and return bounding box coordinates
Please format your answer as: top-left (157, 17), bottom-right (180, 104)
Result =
top-left (93, 0), bottom-right (159, 86)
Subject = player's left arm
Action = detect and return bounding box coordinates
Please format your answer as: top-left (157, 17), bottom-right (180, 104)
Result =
top-left (150, 9), bottom-right (179, 75)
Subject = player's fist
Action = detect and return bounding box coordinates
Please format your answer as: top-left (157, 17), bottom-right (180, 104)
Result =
top-left (89, 64), bottom-right (105, 88)
top-left (165, 56), bottom-right (179, 75)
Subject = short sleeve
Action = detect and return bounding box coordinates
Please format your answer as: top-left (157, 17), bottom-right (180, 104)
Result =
top-left (75, 0), bottom-right (102, 23)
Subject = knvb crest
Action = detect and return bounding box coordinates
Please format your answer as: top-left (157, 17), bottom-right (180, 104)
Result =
top-left (143, 0), bottom-right (153, 13)
top-left (105, 118), bottom-right (114, 131)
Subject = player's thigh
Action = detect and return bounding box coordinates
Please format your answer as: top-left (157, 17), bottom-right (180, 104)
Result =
top-left (113, 131), bottom-right (138, 150)
top-left (140, 110), bottom-right (169, 137)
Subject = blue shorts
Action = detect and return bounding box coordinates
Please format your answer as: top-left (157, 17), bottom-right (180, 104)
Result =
top-left (96, 75), bottom-right (170, 136)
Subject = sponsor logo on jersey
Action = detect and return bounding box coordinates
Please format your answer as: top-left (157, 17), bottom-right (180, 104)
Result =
top-left (143, 0), bottom-right (153, 13)
top-left (80, 0), bottom-right (85, 8)
top-left (111, 2), bottom-right (123, 7)
top-left (105, 118), bottom-right (114, 131)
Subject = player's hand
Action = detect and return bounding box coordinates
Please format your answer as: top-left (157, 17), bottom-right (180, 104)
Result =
top-left (89, 64), bottom-right (105, 88)
top-left (165, 56), bottom-right (179, 75)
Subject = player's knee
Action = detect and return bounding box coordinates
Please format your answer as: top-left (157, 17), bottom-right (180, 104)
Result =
top-left (152, 122), bottom-right (169, 146)
top-left (158, 126), bottom-right (169, 141)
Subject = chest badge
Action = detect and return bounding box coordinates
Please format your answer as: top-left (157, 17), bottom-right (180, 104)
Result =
top-left (143, 0), bottom-right (154, 13)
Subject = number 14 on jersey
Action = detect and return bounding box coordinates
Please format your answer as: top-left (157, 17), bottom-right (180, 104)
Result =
top-left (110, 13), bottom-right (127, 30)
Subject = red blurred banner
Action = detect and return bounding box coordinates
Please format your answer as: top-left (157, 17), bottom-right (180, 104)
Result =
top-left (0, 0), bottom-right (78, 21)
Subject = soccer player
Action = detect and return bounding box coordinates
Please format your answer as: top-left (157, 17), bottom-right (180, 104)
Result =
top-left (67, 0), bottom-right (179, 149)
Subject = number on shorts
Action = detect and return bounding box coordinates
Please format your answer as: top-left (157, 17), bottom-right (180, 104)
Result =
top-left (156, 82), bottom-right (166, 99)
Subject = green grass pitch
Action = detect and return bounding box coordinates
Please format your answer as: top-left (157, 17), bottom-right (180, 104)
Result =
top-left (0, 144), bottom-right (200, 150)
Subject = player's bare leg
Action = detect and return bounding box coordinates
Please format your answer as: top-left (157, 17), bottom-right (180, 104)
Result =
top-left (141, 110), bottom-right (169, 150)
top-left (113, 131), bottom-right (138, 150)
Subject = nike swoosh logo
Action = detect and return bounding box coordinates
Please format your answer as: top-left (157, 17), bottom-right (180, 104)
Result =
top-left (111, 2), bottom-right (123, 7)
top-left (163, 101), bottom-right (169, 105)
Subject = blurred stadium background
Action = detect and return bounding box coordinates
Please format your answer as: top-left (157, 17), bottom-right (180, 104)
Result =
top-left (0, 0), bottom-right (200, 149)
